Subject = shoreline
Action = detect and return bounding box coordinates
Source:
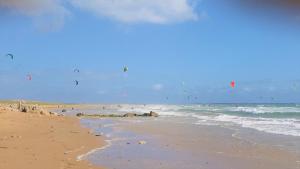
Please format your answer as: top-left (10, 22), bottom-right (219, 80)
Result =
top-left (1, 102), bottom-right (300, 169)
top-left (0, 108), bottom-right (106, 169)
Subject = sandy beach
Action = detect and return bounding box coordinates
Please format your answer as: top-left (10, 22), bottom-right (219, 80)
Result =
top-left (1, 103), bottom-right (300, 169)
top-left (0, 106), bottom-right (106, 169)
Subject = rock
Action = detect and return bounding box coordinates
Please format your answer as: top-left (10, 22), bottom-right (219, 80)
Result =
top-left (138, 141), bottom-right (147, 145)
top-left (142, 113), bottom-right (151, 117)
top-left (21, 106), bottom-right (28, 113)
top-left (123, 113), bottom-right (137, 117)
top-left (150, 111), bottom-right (159, 117)
top-left (32, 106), bottom-right (37, 111)
top-left (142, 111), bottom-right (159, 117)
top-left (61, 109), bottom-right (67, 112)
top-left (76, 113), bottom-right (84, 117)
top-left (49, 112), bottom-right (58, 116)
top-left (39, 109), bottom-right (49, 116)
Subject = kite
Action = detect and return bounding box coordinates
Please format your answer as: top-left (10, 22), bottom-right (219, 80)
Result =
top-left (123, 66), bottom-right (128, 72)
top-left (27, 74), bottom-right (32, 81)
top-left (75, 80), bottom-right (79, 86)
top-left (230, 81), bottom-right (235, 88)
top-left (74, 69), bottom-right (80, 73)
top-left (6, 54), bottom-right (14, 60)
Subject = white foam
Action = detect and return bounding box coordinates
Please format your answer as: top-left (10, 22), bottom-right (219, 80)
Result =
top-left (77, 139), bottom-right (112, 161)
top-left (196, 114), bottom-right (300, 137)
top-left (226, 106), bottom-right (300, 114)
top-left (116, 104), bottom-right (300, 137)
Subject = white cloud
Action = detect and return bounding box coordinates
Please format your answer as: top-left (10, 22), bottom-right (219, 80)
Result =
top-left (70, 0), bottom-right (198, 24)
top-left (152, 83), bottom-right (164, 91)
top-left (0, 0), bottom-right (200, 29)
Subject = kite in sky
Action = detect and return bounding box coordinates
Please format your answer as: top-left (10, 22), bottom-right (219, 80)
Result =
top-left (5, 53), bottom-right (14, 60)
top-left (230, 81), bottom-right (235, 88)
top-left (27, 74), bottom-right (32, 81)
top-left (123, 66), bottom-right (128, 72)
top-left (75, 80), bottom-right (79, 86)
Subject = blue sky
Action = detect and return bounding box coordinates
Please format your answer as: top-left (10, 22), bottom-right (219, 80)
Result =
top-left (0, 0), bottom-right (300, 103)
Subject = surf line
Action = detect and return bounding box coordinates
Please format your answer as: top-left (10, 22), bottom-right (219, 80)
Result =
top-left (77, 139), bottom-right (112, 161)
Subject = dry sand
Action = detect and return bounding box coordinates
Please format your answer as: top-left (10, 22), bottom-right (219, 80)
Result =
top-left (0, 109), bottom-right (106, 169)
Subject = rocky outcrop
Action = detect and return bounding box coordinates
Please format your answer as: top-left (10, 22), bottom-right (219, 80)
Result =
top-left (17, 103), bottom-right (57, 116)
top-left (123, 113), bottom-right (137, 117)
top-left (76, 113), bottom-right (84, 117)
top-left (77, 111), bottom-right (159, 118)
top-left (149, 111), bottom-right (159, 117)
top-left (143, 111), bottom-right (159, 117)
top-left (20, 106), bottom-right (28, 113)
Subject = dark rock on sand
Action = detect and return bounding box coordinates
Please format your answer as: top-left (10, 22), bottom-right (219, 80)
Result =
top-left (76, 113), bottom-right (84, 117)
top-left (77, 111), bottom-right (159, 118)
top-left (142, 111), bottom-right (159, 117)
top-left (21, 106), bottom-right (28, 113)
top-left (150, 111), bottom-right (159, 117)
top-left (123, 113), bottom-right (137, 117)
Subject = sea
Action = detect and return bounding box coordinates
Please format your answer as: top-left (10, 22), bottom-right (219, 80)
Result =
top-left (115, 103), bottom-right (300, 137)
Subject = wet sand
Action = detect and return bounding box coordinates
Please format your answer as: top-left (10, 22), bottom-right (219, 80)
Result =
top-left (0, 109), bottom-right (106, 169)
top-left (46, 105), bottom-right (300, 169)
top-left (124, 118), bottom-right (300, 169)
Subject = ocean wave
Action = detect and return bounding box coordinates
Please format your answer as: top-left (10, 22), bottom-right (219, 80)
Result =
top-left (226, 106), bottom-right (300, 114)
top-left (211, 114), bottom-right (300, 137)
top-left (115, 104), bottom-right (300, 137)
top-left (159, 111), bottom-right (300, 137)
top-left (151, 109), bottom-right (300, 137)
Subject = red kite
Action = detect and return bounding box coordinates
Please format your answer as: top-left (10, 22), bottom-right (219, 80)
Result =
top-left (230, 81), bottom-right (235, 88)
top-left (27, 75), bottom-right (32, 81)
